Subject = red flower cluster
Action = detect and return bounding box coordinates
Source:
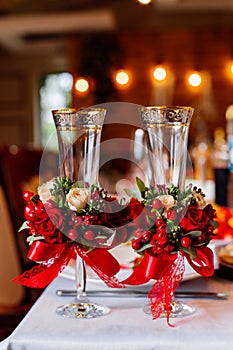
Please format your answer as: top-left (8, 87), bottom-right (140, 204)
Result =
top-left (130, 183), bottom-right (218, 259)
top-left (21, 184), bottom-right (142, 249)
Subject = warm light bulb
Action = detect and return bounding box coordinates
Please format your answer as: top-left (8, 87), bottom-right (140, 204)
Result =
top-left (231, 63), bottom-right (233, 74)
top-left (75, 78), bottom-right (89, 93)
top-left (188, 72), bottom-right (202, 87)
top-left (137, 0), bottom-right (152, 5)
top-left (115, 70), bottom-right (130, 86)
top-left (153, 66), bottom-right (167, 81)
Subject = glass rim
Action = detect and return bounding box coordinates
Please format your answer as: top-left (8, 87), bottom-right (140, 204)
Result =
top-left (140, 105), bottom-right (194, 112)
top-left (77, 107), bottom-right (106, 115)
top-left (52, 108), bottom-right (77, 115)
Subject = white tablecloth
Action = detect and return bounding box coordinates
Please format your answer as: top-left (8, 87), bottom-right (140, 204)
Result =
top-left (0, 273), bottom-right (233, 350)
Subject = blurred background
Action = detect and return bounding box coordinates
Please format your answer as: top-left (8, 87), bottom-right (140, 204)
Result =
top-left (0, 0), bottom-right (232, 146)
top-left (0, 0), bottom-right (233, 340)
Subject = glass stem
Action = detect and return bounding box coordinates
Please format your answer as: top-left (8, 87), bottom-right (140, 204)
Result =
top-left (75, 252), bottom-right (89, 303)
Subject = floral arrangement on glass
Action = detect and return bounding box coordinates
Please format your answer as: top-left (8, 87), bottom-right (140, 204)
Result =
top-left (123, 177), bottom-right (217, 324)
top-left (14, 177), bottom-right (134, 288)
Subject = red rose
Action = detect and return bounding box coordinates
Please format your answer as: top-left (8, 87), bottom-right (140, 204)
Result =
top-left (126, 198), bottom-right (144, 221)
top-left (202, 204), bottom-right (216, 220)
top-left (180, 205), bottom-right (209, 232)
top-left (34, 206), bottom-right (66, 243)
top-left (127, 199), bottom-right (156, 230)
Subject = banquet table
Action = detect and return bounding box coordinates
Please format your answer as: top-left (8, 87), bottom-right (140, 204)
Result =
top-left (0, 270), bottom-right (233, 350)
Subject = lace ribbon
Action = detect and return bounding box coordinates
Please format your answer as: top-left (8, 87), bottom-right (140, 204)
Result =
top-left (148, 253), bottom-right (185, 326)
top-left (12, 241), bottom-right (75, 288)
top-left (12, 241), bottom-right (123, 288)
top-left (76, 246), bottom-right (124, 288)
top-left (120, 246), bottom-right (214, 325)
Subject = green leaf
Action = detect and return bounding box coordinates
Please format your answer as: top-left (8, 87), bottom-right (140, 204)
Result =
top-left (184, 230), bottom-right (202, 238)
top-left (136, 177), bottom-right (146, 194)
top-left (209, 219), bottom-right (219, 229)
top-left (18, 221), bottom-right (29, 232)
top-left (26, 235), bottom-right (44, 245)
top-left (135, 243), bottom-right (153, 254)
top-left (181, 246), bottom-right (196, 259)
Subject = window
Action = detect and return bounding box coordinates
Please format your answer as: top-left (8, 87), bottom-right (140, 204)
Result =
top-left (40, 72), bottom-right (73, 149)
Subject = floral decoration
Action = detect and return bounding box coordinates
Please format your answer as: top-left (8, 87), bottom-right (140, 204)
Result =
top-left (13, 177), bottom-right (138, 290)
top-left (129, 177), bottom-right (218, 261)
top-left (13, 176), bottom-right (218, 326)
top-left (120, 178), bottom-right (218, 325)
top-left (21, 177), bottom-right (133, 249)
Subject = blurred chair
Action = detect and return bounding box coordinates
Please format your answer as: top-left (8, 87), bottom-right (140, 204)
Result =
top-left (0, 145), bottom-right (59, 340)
top-left (0, 184), bottom-right (28, 340)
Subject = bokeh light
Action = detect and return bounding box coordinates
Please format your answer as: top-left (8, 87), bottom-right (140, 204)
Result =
top-left (74, 77), bottom-right (89, 93)
top-left (188, 72), bottom-right (202, 87)
top-left (153, 66), bottom-right (167, 81)
top-left (115, 70), bottom-right (130, 87)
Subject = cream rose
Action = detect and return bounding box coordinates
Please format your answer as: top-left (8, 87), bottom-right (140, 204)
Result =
top-left (38, 179), bottom-right (56, 204)
top-left (156, 194), bottom-right (176, 211)
top-left (66, 187), bottom-right (90, 211)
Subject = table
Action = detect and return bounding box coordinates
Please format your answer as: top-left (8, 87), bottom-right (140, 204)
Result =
top-left (0, 271), bottom-right (232, 350)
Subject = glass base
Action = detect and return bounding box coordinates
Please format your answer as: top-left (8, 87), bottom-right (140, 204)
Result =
top-left (56, 301), bottom-right (110, 319)
top-left (143, 299), bottom-right (195, 318)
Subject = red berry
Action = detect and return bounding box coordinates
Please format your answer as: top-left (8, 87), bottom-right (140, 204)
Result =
top-left (156, 226), bottom-right (166, 235)
top-left (152, 199), bottom-right (163, 209)
top-left (24, 204), bottom-right (35, 220)
top-left (166, 209), bottom-right (177, 221)
top-left (197, 233), bottom-right (207, 243)
top-left (23, 191), bottom-right (34, 202)
top-left (155, 218), bottom-right (165, 228)
top-left (34, 203), bottom-right (43, 215)
top-left (84, 230), bottom-right (95, 241)
top-left (165, 244), bottom-right (175, 252)
top-left (157, 231), bottom-right (168, 245)
top-left (132, 238), bottom-right (141, 250)
top-left (141, 231), bottom-right (151, 243)
top-left (180, 236), bottom-right (192, 248)
top-left (206, 226), bottom-right (214, 235)
top-left (68, 229), bottom-right (78, 241)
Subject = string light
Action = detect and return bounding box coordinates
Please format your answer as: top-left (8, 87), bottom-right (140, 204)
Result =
top-left (115, 70), bottom-right (130, 87)
top-left (74, 77), bottom-right (89, 93)
top-left (187, 72), bottom-right (202, 87)
top-left (153, 66), bottom-right (167, 81)
top-left (137, 0), bottom-right (152, 5)
top-left (231, 63), bottom-right (233, 74)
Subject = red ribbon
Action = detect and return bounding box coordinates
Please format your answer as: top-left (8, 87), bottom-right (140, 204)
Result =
top-left (76, 246), bottom-right (124, 288)
top-left (12, 241), bottom-right (75, 288)
top-left (12, 240), bottom-right (215, 326)
top-left (122, 249), bottom-right (177, 285)
top-left (182, 246), bottom-right (214, 277)
top-left (121, 246), bottom-right (214, 326)
top-left (12, 241), bottom-right (123, 289)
